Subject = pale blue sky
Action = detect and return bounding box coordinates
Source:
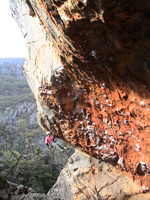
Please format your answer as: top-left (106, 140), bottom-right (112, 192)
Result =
top-left (0, 1), bottom-right (26, 58)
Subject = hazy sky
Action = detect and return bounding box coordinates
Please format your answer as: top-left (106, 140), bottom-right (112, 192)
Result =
top-left (0, 1), bottom-right (26, 58)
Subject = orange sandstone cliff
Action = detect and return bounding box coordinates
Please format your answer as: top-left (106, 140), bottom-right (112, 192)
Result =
top-left (10, 0), bottom-right (150, 199)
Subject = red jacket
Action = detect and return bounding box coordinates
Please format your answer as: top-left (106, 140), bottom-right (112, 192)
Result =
top-left (45, 135), bottom-right (54, 144)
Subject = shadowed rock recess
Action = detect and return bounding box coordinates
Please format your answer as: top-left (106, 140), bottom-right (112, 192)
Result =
top-left (10, 0), bottom-right (150, 198)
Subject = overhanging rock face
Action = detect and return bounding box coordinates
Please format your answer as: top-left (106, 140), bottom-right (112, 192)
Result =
top-left (10, 0), bottom-right (150, 190)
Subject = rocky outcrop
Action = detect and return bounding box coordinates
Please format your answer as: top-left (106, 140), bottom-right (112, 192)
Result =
top-left (48, 150), bottom-right (150, 200)
top-left (10, 0), bottom-right (150, 194)
top-left (0, 177), bottom-right (49, 200)
top-left (4, 102), bottom-right (36, 123)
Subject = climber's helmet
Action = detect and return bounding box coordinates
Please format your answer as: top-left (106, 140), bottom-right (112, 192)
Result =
top-left (46, 131), bottom-right (50, 135)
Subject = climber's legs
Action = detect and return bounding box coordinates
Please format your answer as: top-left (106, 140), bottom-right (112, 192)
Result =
top-left (51, 142), bottom-right (64, 151)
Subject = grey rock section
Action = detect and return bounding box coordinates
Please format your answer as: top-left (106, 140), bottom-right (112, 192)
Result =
top-left (9, 0), bottom-right (61, 130)
top-left (0, 178), bottom-right (49, 200)
top-left (3, 102), bottom-right (36, 124)
top-left (4, 102), bottom-right (35, 117)
top-left (48, 150), bottom-right (149, 200)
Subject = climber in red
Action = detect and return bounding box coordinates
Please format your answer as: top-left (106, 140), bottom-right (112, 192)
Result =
top-left (45, 131), bottom-right (54, 147)
top-left (45, 131), bottom-right (67, 151)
